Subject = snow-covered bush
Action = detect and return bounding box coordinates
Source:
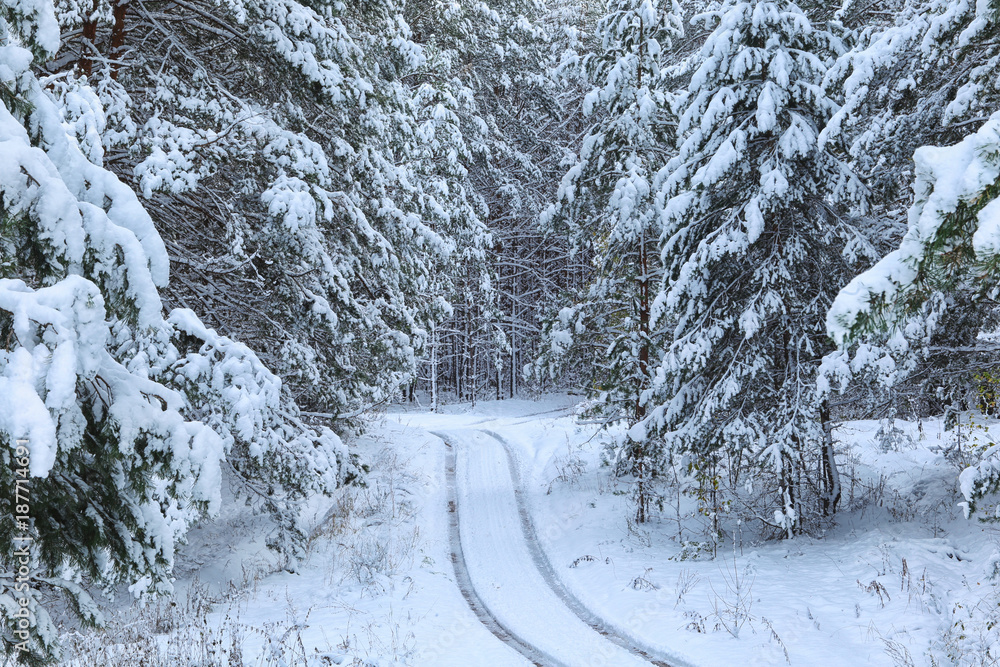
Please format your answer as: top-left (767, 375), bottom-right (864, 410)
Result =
top-left (168, 309), bottom-right (357, 564)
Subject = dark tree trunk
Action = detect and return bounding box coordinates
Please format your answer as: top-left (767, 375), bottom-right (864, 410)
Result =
top-left (78, 0), bottom-right (101, 77)
top-left (109, 0), bottom-right (129, 80)
top-left (634, 235), bottom-right (651, 524)
top-left (819, 400), bottom-right (841, 516)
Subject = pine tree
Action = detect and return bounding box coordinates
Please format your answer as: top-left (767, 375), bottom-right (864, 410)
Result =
top-left (641, 0), bottom-right (868, 534)
top-left (827, 109), bottom-right (1000, 516)
top-left (46, 0), bottom-right (490, 418)
top-left (537, 0), bottom-right (683, 521)
top-left (820, 0), bottom-right (1000, 416)
top-left (1, 4), bottom-right (356, 662)
top-left (0, 4), bottom-right (219, 661)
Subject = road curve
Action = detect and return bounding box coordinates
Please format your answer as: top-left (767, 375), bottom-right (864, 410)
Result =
top-left (481, 430), bottom-right (694, 667)
top-left (440, 436), bottom-right (551, 666)
top-left (435, 429), bottom-right (677, 667)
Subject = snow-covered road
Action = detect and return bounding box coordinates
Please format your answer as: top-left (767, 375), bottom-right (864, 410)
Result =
top-left (438, 428), bottom-right (672, 667)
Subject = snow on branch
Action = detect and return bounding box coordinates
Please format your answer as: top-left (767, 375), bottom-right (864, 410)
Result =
top-left (827, 109), bottom-right (1000, 348)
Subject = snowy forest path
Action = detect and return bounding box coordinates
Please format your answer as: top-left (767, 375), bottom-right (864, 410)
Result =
top-left (434, 427), bottom-right (678, 667)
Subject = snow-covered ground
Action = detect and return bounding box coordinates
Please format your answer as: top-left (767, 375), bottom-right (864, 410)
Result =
top-left (64, 395), bottom-right (1000, 666)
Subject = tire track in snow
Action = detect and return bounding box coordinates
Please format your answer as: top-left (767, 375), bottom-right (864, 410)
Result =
top-left (481, 429), bottom-right (693, 667)
top-left (436, 429), bottom-right (678, 667)
top-left (439, 435), bottom-right (557, 667)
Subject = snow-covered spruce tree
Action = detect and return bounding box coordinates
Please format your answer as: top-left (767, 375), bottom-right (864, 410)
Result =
top-left (827, 110), bottom-right (1000, 518)
top-left (536, 0), bottom-right (683, 521)
top-left (0, 4), bottom-right (354, 662)
top-left (0, 8), bottom-right (220, 662)
top-left (637, 0), bottom-right (870, 535)
top-left (820, 0), bottom-right (1000, 416)
top-left (0, 5), bottom-right (201, 662)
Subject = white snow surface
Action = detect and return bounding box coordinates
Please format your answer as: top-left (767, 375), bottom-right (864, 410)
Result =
top-left (447, 428), bottom-right (656, 666)
top-left (71, 395), bottom-right (1000, 665)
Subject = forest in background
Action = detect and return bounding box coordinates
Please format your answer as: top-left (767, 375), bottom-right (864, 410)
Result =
top-left (1, 0), bottom-right (1000, 662)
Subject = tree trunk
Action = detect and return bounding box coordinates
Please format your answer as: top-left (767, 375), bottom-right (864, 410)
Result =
top-left (452, 323), bottom-right (459, 400)
top-left (819, 400), bottom-right (841, 516)
top-left (109, 0), bottom-right (129, 80)
top-left (780, 449), bottom-right (797, 539)
top-left (463, 303), bottom-right (472, 403)
top-left (78, 0), bottom-right (101, 77)
top-left (637, 237), bottom-right (649, 420)
top-left (430, 324), bottom-right (439, 413)
top-left (510, 273), bottom-right (518, 399)
top-left (634, 234), bottom-right (651, 523)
